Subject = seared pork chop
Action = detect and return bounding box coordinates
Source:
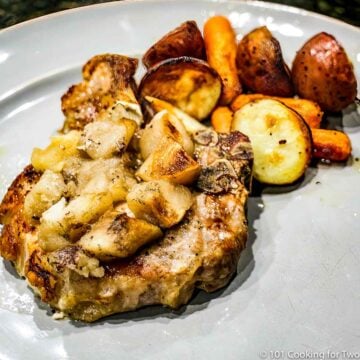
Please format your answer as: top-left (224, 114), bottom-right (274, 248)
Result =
top-left (61, 54), bottom-right (141, 132)
top-left (0, 54), bottom-right (253, 322)
top-left (0, 131), bottom-right (252, 322)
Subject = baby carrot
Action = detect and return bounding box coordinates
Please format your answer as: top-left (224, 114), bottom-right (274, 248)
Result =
top-left (211, 106), bottom-right (233, 133)
top-left (204, 16), bottom-right (242, 105)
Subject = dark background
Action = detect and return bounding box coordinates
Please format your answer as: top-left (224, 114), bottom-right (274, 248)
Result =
top-left (0, 0), bottom-right (359, 29)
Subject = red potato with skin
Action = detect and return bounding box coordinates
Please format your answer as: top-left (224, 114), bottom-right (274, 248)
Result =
top-left (236, 26), bottom-right (294, 97)
top-left (231, 94), bottom-right (323, 129)
top-left (139, 57), bottom-right (222, 121)
top-left (292, 32), bottom-right (357, 112)
top-left (232, 99), bottom-right (312, 185)
top-left (142, 21), bottom-right (205, 69)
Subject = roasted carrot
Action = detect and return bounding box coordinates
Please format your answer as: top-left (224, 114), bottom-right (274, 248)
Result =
top-left (211, 106), bottom-right (233, 133)
top-left (311, 128), bottom-right (351, 161)
top-left (277, 97), bottom-right (323, 129)
top-left (203, 16), bottom-right (242, 105)
top-left (231, 94), bottom-right (264, 110)
top-left (231, 94), bottom-right (323, 128)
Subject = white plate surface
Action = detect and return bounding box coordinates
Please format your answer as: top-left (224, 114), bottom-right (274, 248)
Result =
top-left (0, 1), bottom-right (360, 359)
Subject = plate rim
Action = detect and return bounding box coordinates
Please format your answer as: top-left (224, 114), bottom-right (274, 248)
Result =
top-left (1, 0), bottom-right (359, 36)
top-left (0, 0), bottom-right (359, 357)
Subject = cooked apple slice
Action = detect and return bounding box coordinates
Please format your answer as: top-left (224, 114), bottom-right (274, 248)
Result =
top-left (38, 198), bottom-right (69, 251)
top-left (139, 57), bottom-right (222, 120)
top-left (144, 96), bottom-right (208, 134)
top-left (78, 119), bottom-right (137, 159)
top-left (96, 100), bottom-right (143, 127)
top-left (31, 131), bottom-right (81, 172)
top-left (139, 110), bottom-right (194, 159)
top-left (79, 208), bottom-right (162, 260)
top-left (62, 157), bottom-right (137, 202)
top-left (136, 138), bottom-right (200, 185)
top-left (127, 180), bottom-right (192, 228)
top-left (40, 192), bottom-right (112, 237)
top-left (65, 192), bottom-right (113, 227)
top-left (24, 170), bottom-right (66, 220)
top-left (232, 99), bottom-right (312, 184)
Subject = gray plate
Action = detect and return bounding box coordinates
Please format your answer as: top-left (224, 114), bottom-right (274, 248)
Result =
top-left (0, 1), bottom-right (359, 359)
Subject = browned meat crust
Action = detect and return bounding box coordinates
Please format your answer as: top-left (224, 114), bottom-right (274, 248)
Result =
top-left (0, 130), bottom-right (252, 322)
top-left (61, 54), bottom-right (138, 132)
top-left (0, 166), bottom-right (40, 261)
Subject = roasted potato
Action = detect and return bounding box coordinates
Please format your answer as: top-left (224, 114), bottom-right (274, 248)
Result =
top-left (136, 138), bottom-right (200, 185)
top-left (79, 209), bottom-right (162, 260)
top-left (292, 32), bottom-right (357, 112)
top-left (142, 21), bottom-right (205, 69)
top-left (236, 26), bottom-right (293, 97)
top-left (145, 96), bottom-right (208, 134)
top-left (139, 57), bottom-right (222, 120)
top-left (232, 99), bottom-right (312, 184)
top-left (139, 110), bottom-right (194, 159)
top-left (127, 180), bottom-right (192, 228)
top-left (231, 94), bottom-right (323, 129)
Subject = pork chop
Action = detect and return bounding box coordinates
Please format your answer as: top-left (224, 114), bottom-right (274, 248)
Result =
top-left (0, 55), bottom-right (253, 322)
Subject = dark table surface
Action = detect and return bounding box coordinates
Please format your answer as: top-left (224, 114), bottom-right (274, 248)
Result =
top-left (0, 0), bottom-right (359, 30)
